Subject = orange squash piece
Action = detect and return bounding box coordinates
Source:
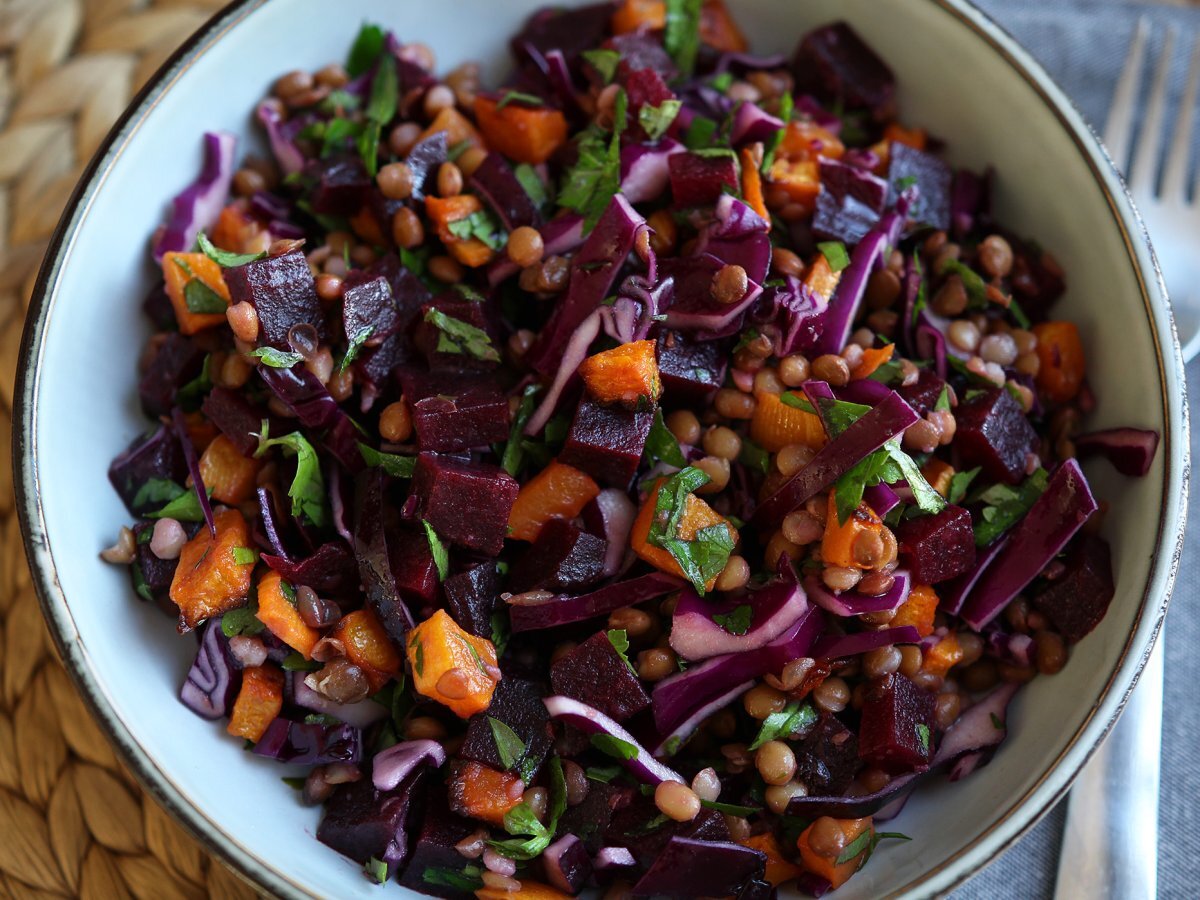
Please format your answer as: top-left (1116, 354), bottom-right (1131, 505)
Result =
top-left (332, 608), bottom-right (402, 693)
top-left (197, 434), bottom-right (261, 505)
top-left (508, 460), bottom-right (601, 542)
top-left (162, 251), bottom-right (231, 335)
top-left (798, 817), bottom-right (874, 890)
top-left (407, 610), bottom-right (499, 718)
top-left (923, 632), bottom-right (964, 679)
top-left (612, 0), bottom-right (665, 33)
top-left (1032, 321), bottom-right (1086, 403)
top-left (740, 145), bottom-right (770, 224)
top-left (211, 203), bottom-right (267, 254)
top-left (700, 0), bottom-right (749, 52)
top-left (749, 391), bottom-right (826, 453)
top-left (424, 194), bottom-right (496, 268)
top-left (780, 120), bottom-right (845, 162)
top-left (804, 254), bottom-right (842, 303)
top-left (767, 157), bottom-right (820, 208)
top-left (741, 832), bottom-right (803, 887)
top-left (821, 492), bottom-right (885, 570)
top-left (851, 343), bottom-right (895, 381)
top-left (474, 96), bottom-right (569, 166)
top-left (477, 882), bottom-right (572, 900)
top-left (183, 410), bottom-right (218, 453)
top-left (883, 122), bottom-right (928, 151)
top-left (578, 340), bottom-right (662, 406)
top-left (920, 458), bottom-right (955, 499)
top-left (169, 507), bottom-right (254, 631)
top-left (630, 478), bottom-right (737, 590)
top-left (255, 570), bottom-right (319, 659)
top-left (227, 663), bottom-right (284, 743)
top-left (892, 584), bottom-right (939, 638)
top-left (419, 107), bottom-right (485, 151)
top-left (449, 760), bottom-right (523, 826)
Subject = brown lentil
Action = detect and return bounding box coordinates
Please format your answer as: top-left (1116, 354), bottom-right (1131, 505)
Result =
top-left (219, 353), bottom-right (253, 390)
top-left (807, 817), bottom-right (849, 859)
top-left (423, 84), bottom-right (456, 118)
top-left (764, 781), bottom-right (806, 815)
top-left (776, 443), bottom-right (816, 477)
top-left (457, 145), bottom-right (488, 177)
top-left (315, 273), bottom-right (344, 302)
top-left (227, 302), bottom-right (260, 343)
top-left (822, 566), bottom-right (862, 593)
top-left (608, 607), bottom-right (654, 639)
top-left (852, 529), bottom-right (887, 569)
top-left (859, 608), bottom-right (897, 628)
top-left (715, 556), bottom-right (751, 592)
top-left (934, 692), bottom-right (962, 730)
top-left (1034, 630), bottom-right (1067, 675)
top-left (782, 509), bottom-right (824, 545)
top-left (100, 526), bottom-right (137, 564)
top-left (980, 333), bottom-right (1018, 366)
top-left (998, 662), bottom-right (1037, 684)
top-left (865, 268), bottom-right (902, 309)
top-left (932, 242), bottom-right (962, 274)
top-left (755, 740), bottom-right (798, 786)
top-left (389, 122), bottom-right (422, 156)
top-left (654, 781), bottom-right (701, 822)
top-left (858, 767), bottom-right (891, 793)
top-left (327, 368), bottom-right (354, 402)
top-left (811, 354), bottom-right (851, 387)
top-left (961, 659), bottom-right (999, 692)
top-left (866, 309), bottom-right (900, 338)
top-left (813, 676), bottom-right (851, 713)
top-left (665, 409), bottom-right (701, 445)
top-left (377, 161), bottom-right (415, 200)
top-left (533, 255), bottom-right (571, 293)
top-left (507, 226), bottom-right (545, 268)
top-left (437, 161), bottom-right (464, 197)
top-left (778, 354), bottom-right (811, 386)
top-left (379, 400), bottom-right (413, 444)
top-left (771, 246), bottom-right (806, 279)
top-left (309, 659), bottom-right (369, 704)
top-left (932, 276), bottom-right (969, 316)
top-left (647, 210), bottom-right (677, 255)
top-left (714, 388), bottom-right (756, 419)
top-left (297, 586), bottom-right (339, 628)
top-left (712, 264), bottom-right (749, 305)
top-left (429, 254), bottom-right (464, 283)
top-left (392, 207), bottom-right (425, 249)
top-left (436, 667), bottom-right (473, 700)
top-left (765, 532), bottom-right (802, 569)
top-left (724, 814), bottom-right (753, 842)
top-left (637, 648), bottom-right (677, 682)
top-left (978, 234), bottom-right (1014, 278)
top-left (754, 367), bottom-right (785, 395)
top-left (233, 167), bottom-right (267, 197)
top-left (840, 342), bottom-right (865, 370)
top-left (863, 645), bottom-right (902, 679)
top-left (563, 761), bottom-right (589, 807)
top-left (694, 452), bottom-right (733, 491)
top-left (481, 873), bottom-right (521, 893)
top-left (898, 645), bottom-right (924, 678)
top-left (857, 571), bottom-right (895, 597)
top-left (274, 69), bottom-right (314, 102)
top-left (743, 684), bottom-right (787, 720)
top-left (948, 319), bottom-right (982, 353)
top-left (690, 768), bottom-right (722, 802)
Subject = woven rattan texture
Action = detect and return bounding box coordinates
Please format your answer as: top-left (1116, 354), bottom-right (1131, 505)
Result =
top-left (0, 1), bottom-right (260, 896)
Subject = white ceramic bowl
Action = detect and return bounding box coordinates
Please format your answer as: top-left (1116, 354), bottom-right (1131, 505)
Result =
top-left (14, 1), bottom-right (1188, 897)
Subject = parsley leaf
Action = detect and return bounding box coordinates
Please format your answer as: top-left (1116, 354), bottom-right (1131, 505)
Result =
top-left (586, 764), bottom-right (623, 783)
top-left (915, 723), bottom-right (931, 753)
top-left (133, 478), bottom-right (185, 510)
top-left (496, 90), bottom-right (544, 110)
top-left (738, 438), bottom-right (771, 476)
top-left (701, 800), bottom-right (762, 816)
top-left (173, 258), bottom-right (226, 314)
top-left (149, 486), bottom-right (212, 523)
top-left (221, 602), bottom-right (264, 638)
top-left (488, 717), bottom-right (526, 770)
top-left (514, 163), bottom-right (550, 209)
top-left (947, 467), bottom-right (980, 505)
top-left (488, 758), bottom-right (566, 860)
top-left (664, 0), bottom-right (704, 77)
top-left (358, 444), bottom-right (416, 478)
top-left (606, 629), bottom-right (636, 673)
top-left (713, 604), bottom-right (752, 636)
top-left (644, 408), bottom-right (687, 468)
top-left (177, 356), bottom-right (212, 410)
top-left (639, 100), bottom-right (682, 141)
top-left (817, 240), bottom-right (851, 272)
top-left (1009, 297), bottom-right (1032, 329)
top-left (253, 421), bottom-right (328, 527)
top-left (358, 54), bottom-right (397, 176)
top-left (748, 701), bottom-right (817, 750)
top-left (446, 208), bottom-right (506, 250)
top-left (836, 830), bottom-right (912, 867)
top-left (684, 115), bottom-right (718, 150)
top-left (347, 23), bottom-right (386, 77)
top-left (364, 857), bottom-right (389, 884)
top-left (832, 437), bottom-right (945, 525)
top-left (582, 48), bottom-right (620, 84)
top-left (249, 346), bottom-right (304, 368)
top-left (422, 520), bottom-right (449, 581)
top-left (197, 233), bottom-right (265, 267)
top-left (338, 324), bottom-right (374, 373)
top-left (647, 467), bottom-right (734, 595)
top-left (558, 90), bottom-right (627, 231)
top-left (232, 547), bottom-right (256, 566)
top-left (990, 712), bottom-right (1004, 730)
top-left (940, 259), bottom-right (988, 307)
top-left (423, 309), bottom-right (501, 362)
top-left (500, 384), bottom-right (541, 476)
top-left (973, 468), bottom-right (1049, 547)
top-left (591, 734), bottom-right (639, 761)
top-left (762, 93), bottom-right (794, 173)
top-left (422, 865), bottom-right (484, 892)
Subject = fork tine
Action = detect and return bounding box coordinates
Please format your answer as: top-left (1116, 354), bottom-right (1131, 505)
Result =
top-left (1129, 26), bottom-right (1177, 195)
top-left (1105, 19), bottom-right (1150, 169)
top-left (1163, 35), bottom-right (1200, 202)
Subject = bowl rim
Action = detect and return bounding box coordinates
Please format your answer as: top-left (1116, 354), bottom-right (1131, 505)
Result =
top-left (11, 0), bottom-right (1189, 897)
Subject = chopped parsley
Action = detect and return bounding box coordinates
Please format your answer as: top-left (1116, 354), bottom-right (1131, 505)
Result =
top-left (423, 308), bottom-right (501, 362)
top-left (346, 23), bottom-right (385, 77)
top-left (761, 91), bottom-right (794, 174)
top-left (947, 466), bottom-right (981, 505)
top-left (231, 547), bottom-right (256, 566)
top-left (590, 733), bottom-right (639, 761)
top-left (253, 420), bottom-right (328, 527)
top-left (338, 324), bottom-right (374, 373)
top-left (514, 163), bottom-right (550, 209)
top-left (421, 519), bottom-right (449, 581)
top-left (364, 857), bottom-right (389, 885)
top-left (358, 53), bottom-right (398, 176)
top-left (173, 258), bottom-right (226, 314)
top-left (148, 486), bottom-right (212, 523)
top-left (248, 346), bottom-right (304, 368)
top-left (836, 829), bottom-right (912, 866)
top-left (496, 90), bottom-right (545, 110)
top-left (606, 629), bottom-right (636, 673)
top-left (357, 444), bottom-right (416, 478)
top-left (738, 437), bottom-right (770, 476)
top-left (973, 468), bottom-right (1049, 547)
top-left (639, 100), bottom-right (682, 141)
top-left (817, 240), bottom-right (852, 273)
top-left (748, 700), bottom-right (817, 750)
top-left (197, 232), bottom-right (265, 267)
top-left (644, 408), bottom-right (687, 468)
top-left (646, 467), bottom-right (735, 595)
top-left (916, 723), bottom-right (931, 753)
top-left (446, 208), bottom-right (506, 250)
top-left (558, 89), bottom-right (627, 231)
top-left (488, 757), bottom-right (566, 860)
top-left (221, 602), bottom-right (264, 638)
top-left (488, 717), bottom-right (527, 770)
top-left (422, 865), bottom-right (484, 892)
top-left (133, 477), bottom-right (185, 510)
top-left (664, 0), bottom-right (703, 77)
top-left (713, 604), bottom-right (752, 636)
top-left (582, 48), bottom-right (620, 84)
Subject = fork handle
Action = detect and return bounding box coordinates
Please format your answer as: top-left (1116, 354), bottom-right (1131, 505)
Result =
top-left (1053, 640), bottom-right (1162, 899)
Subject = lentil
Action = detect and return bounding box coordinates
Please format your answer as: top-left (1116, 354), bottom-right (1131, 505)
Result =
top-left (392, 207), bottom-right (425, 249)
top-left (428, 254), bottom-right (464, 283)
top-left (1034, 630), bottom-right (1067, 675)
top-left (308, 659), bottom-right (370, 704)
top-left (227, 302), bottom-right (260, 343)
top-left (743, 684), bottom-right (787, 719)
top-left (764, 781), bottom-right (806, 815)
top-left (506, 226), bottom-right (544, 267)
top-left (811, 354), bottom-right (851, 387)
top-left (715, 556), bottom-right (751, 592)
top-left (978, 234), bottom-right (1014, 278)
top-left (771, 247), bottom-right (806, 278)
top-left (379, 400), bottom-right (413, 443)
top-left (654, 781), bottom-right (701, 822)
top-left (691, 768), bottom-right (722, 802)
top-left (932, 275), bottom-right (969, 316)
top-left (712, 264), bottom-right (749, 305)
top-left (782, 510), bottom-right (824, 545)
top-left (437, 161), bottom-right (464, 197)
top-left (863, 645), bottom-right (902, 679)
top-left (608, 607), bottom-right (654, 639)
top-left (714, 388), bottom-right (756, 419)
top-left (637, 648), bottom-right (677, 682)
top-left (822, 566), bottom-right (862, 592)
top-left (865, 268), bottom-right (902, 309)
top-left (808, 817), bottom-right (849, 858)
top-left (755, 741), bottom-right (797, 785)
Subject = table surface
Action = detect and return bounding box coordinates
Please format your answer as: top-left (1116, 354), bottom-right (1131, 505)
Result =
top-left (0, 1), bottom-right (1195, 898)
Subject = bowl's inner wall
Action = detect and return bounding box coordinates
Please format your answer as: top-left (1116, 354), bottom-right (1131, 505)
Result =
top-left (28, 0), bottom-right (1173, 897)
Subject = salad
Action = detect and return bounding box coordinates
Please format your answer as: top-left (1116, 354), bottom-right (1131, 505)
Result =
top-left (103, 1), bottom-right (1160, 897)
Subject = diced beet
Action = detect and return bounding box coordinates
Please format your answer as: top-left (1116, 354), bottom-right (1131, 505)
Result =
top-left (605, 794), bottom-right (729, 865)
top-left (669, 151), bottom-right (739, 208)
top-left (357, 330), bottom-right (413, 395)
top-left (858, 673), bottom-right (935, 774)
top-left (608, 33), bottom-right (677, 80)
top-left (792, 22), bottom-right (896, 122)
top-left (132, 521), bottom-right (178, 601)
top-left (225, 251), bottom-right (326, 350)
top-left (1032, 535), bottom-right (1116, 642)
top-left (557, 783), bottom-right (633, 853)
top-left (316, 769), bottom-right (426, 868)
top-left (622, 68), bottom-right (676, 143)
top-left (460, 677), bottom-right (553, 779)
top-left (262, 542), bottom-right (358, 596)
top-left (507, 518), bottom-right (607, 593)
top-left (341, 268), bottom-right (428, 348)
top-left (398, 371), bottom-right (510, 453)
top-left (887, 143), bottom-right (952, 231)
top-left (404, 132), bottom-right (449, 202)
top-left (142, 282), bottom-right (176, 331)
top-left (955, 388), bottom-right (1038, 485)
top-left (1008, 231), bottom-right (1066, 314)
top-left (389, 524), bottom-right (440, 607)
top-left (138, 332), bottom-right (204, 417)
top-left (201, 387), bottom-right (262, 457)
top-left (550, 631), bottom-right (649, 722)
top-left (353, 469), bottom-right (415, 645)
top-left (656, 331), bottom-right (727, 402)
top-left (792, 713), bottom-right (860, 796)
top-left (413, 298), bottom-right (500, 372)
top-left (542, 833), bottom-right (593, 895)
top-left (469, 153), bottom-right (542, 231)
top-left (895, 367), bottom-right (946, 417)
top-left (411, 453), bottom-right (519, 557)
top-left (397, 790), bottom-right (479, 898)
top-left (737, 879), bottom-right (776, 900)
top-left (632, 837), bottom-right (766, 898)
top-left (443, 560), bottom-right (499, 638)
top-left (896, 504), bottom-right (976, 584)
top-left (510, 2), bottom-right (615, 66)
top-left (560, 398), bottom-right (654, 488)
top-left (108, 424), bottom-right (187, 516)
top-left (302, 155), bottom-right (371, 215)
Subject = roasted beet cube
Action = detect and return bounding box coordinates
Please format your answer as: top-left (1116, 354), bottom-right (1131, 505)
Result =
top-left (341, 270), bottom-right (426, 348)
top-left (201, 387), bottom-right (263, 457)
top-left (469, 153), bottom-right (542, 231)
top-left (443, 560), bottom-right (499, 638)
top-left (608, 32), bottom-right (677, 79)
top-left (138, 332), bottom-right (204, 417)
top-left (411, 454), bottom-right (519, 557)
top-left (896, 367), bottom-right (946, 417)
top-left (510, 2), bottom-right (615, 65)
top-left (605, 794), bottom-right (729, 865)
top-left (389, 524), bottom-right (439, 607)
top-left (397, 790), bottom-right (479, 898)
top-left (897, 504), bottom-right (976, 584)
top-left (225, 251), bottom-right (326, 350)
top-left (507, 518), bottom-right (607, 594)
top-left (316, 770), bottom-right (425, 868)
top-left (792, 22), bottom-right (896, 122)
top-left (302, 155), bottom-right (371, 215)
top-left (858, 673), bottom-right (935, 774)
top-left (413, 299), bottom-right (500, 372)
top-left (132, 521), bottom-right (179, 601)
top-left (560, 398), bottom-right (654, 488)
top-left (669, 151), bottom-right (739, 208)
top-left (353, 469), bottom-right (414, 645)
top-left (656, 331), bottom-right (727, 402)
top-left (142, 282), bottom-right (176, 332)
top-left (557, 783), bottom-right (633, 853)
top-left (108, 424), bottom-right (186, 516)
top-left (460, 677), bottom-right (553, 779)
top-left (550, 631), bottom-right (649, 722)
top-left (402, 375), bottom-right (510, 453)
top-left (792, 713), bottom-right (860, 796)
top-left (955, 387), bottom-right (1037, 485)
top-left (404, 132), bottom-right (449, 202)
top-left (1032, 535), bottom-right (1115, 643)
top-left (888, 143), bottom-right (952, 231)
top-left (543, 834), bottom-right (593, 895)
top-left (622, 67), bottom-right (676, 142)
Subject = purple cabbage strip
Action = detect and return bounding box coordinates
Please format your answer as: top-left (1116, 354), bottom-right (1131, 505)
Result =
top-left (171, 407), bottom-right (216, 537)
top-left (804, 572), bottom-right (911, 617)
top-left (291, 675), bottom-right (388, 730)
top-left (620, 140), bottom-right (685, 204)
top-left (179, 620), bottom-right (237, 719)
top-left (256, 486), bottom-right (292, 560)
top-left (697, 194), bottom-right (772, 284)
top-left (152, 131), bottom-right (237, 262)
top-left (506, 572), bottom-right (684, 633)
top-left (752, 274), bottom-right (828, 357)
top-left (524, 308), bottom-right (599, 436)
top-left (372, 740), bottom-right (447, 791)
top-left (669, 576), bottom-right (808, 661)
top-left (940, 536), bottom-right (1008, 615)
top-left (730, 102), bottom-right (784, 145)
top-left (811, 625), bottom-right (922, 658)
top-left (585, 489), bottom-right (637, 578)
top-left (863, 482), bottom-right (900, 517)
top-left (252, 719), bottom-right (362, 766)
top-left (543, 696), bottom-right (684, 785)
top-left (488, 214), bottom-right (585, 286)
top-left (649, 679), bottom-right (753, 757)
top-left (256, 102), bottom-right (304, 177)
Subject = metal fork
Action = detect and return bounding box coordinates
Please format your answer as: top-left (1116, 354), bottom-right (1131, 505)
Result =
top-left (1053, 19), bottom-right (1195, 900)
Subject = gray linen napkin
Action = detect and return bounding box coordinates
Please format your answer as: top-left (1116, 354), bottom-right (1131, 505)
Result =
top-left (946, 2), bottom-right (1200, 897)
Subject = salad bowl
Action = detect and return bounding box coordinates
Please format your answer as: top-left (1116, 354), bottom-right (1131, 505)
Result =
top-left (14, 0), bottom-right (1187, 897)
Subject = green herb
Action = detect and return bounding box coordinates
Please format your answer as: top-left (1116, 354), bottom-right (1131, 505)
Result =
top-left (738, 438), bottom-right (770, 476)
top-left (947, 466), bottom-right (980, 505)
top-left (761, 91), bottom-right (794, 173)
top-left (748, 700), bottom-right (817, 750)
top-left (232, 547), bottom-right (256, 566)
top-left (148, 487), bottom-right (212, 523)
top-left (488, 758), bottom-right (566, 860)
top-left (591, 733), bottom-right (639, 761)
top-left (446, 139), bottom-right (470, 162)
top-left (514, 163), bottom-right (550, 208)
top-left (347, 22), bottom-right (385, 77)
top-left (173, 258), bottom-right (226, 314)
top-left (364, 857), bottom-right (389, 884)
top-left (282, 651), bottom-right (321, 671)
top-left (399, 246), bottom-right (429, 278)
top-left (422, 865), bottom-right (484, 892)
top-left (196, 232), bottom-right (265, 267)
top-left (582, 48), bottom-right (621, 83)
top-left (896, 174), bottom-right (918, 191)
top-left (221, 602), bottom-right (264, 638)
top-left (490, 609), bottom-right (510, 658)
top-left (644, 408), bottom-right (687, 468)
top-left (990, 712), bottom-right (1004, 730)
top-left (280, 580), bottom-right (297, 603)
top-left (496, 90), bottom-right (545, 110)
top-left (253, 421), bottom-right (328, 527)
top-left (132, 478), bottom-right (185, 510)
top-left (627, 813), bottom-right (671, 837)
top-left (489, 717), bottom-right (527, 770)
top-left (832, 438), bottom-right (945, 525)
top-left (836, 829), bottom-right (911, 866)
top-left (639, 100), bottom-right (682, 141)
top-left (664, 0), bottom-right (703, 76)
top-left (701, 800), bottom-right (762, 816)
top-left (358, 444), bottom-right (416, 478)
top-left (422, 520), bottom-right (449, 581)
top-left (423, 308), bottom-right (501, 362)
top-left (131, 562), bottom-right (153, 602)
top-left (934, 386), bottom-right (951, 412)
top-left (409, 632), bottom-right (425, 678)
top-left (973, 468), bottom-right (1049, 547)
top-left (248, 346), bottom-right (304, 368)
top-left (817, 241), bottom-right (851, 273)
top-left (319, 89), bottom-right (360, 114)
top-left (358, 54), bottom-right (398, 176)
top-left (867, 358), bottom-right (905, 386)
top-left (446, 208), bottom-right (506, 250)
top-left (916, 723), bottom-right (931, 753)
top-left (1009, 297), bottom-right (1032, 329)
top-left (177, 356), bottom-right (213, 410)
top-left (303, 713), bottom-right (341, 726)
top-left (281, 775), bottom-right (307, 789)
top-left (712, 604), bottom-right (752, 636)
top-left (684, 115), bottom-right (718, 150)
top-left (646, 467), bottom-right (734, 595)
top-left (500, 384), bottom-right (541, 477)
top-left (941, 259), bottom-right (988, 307)
top-left (710, 72), bottom-right (733, 93)
top-left (338, 324), bottom-right (374, 373)
top-left (586, 764), bottom-right (622, 783)
top-left (558, 90), bottom-right (626, 231)
top-left (606, 629), bottom-right (636, 673)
